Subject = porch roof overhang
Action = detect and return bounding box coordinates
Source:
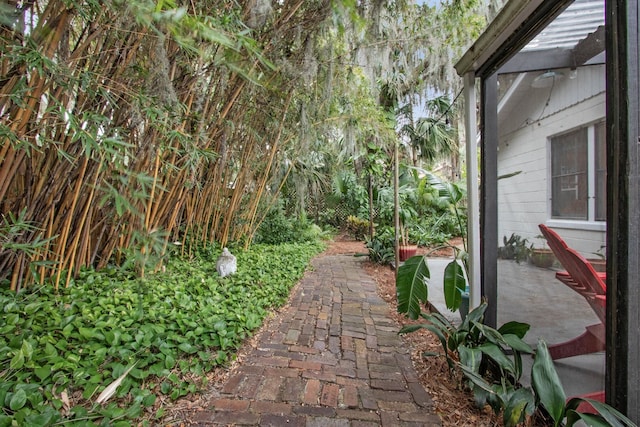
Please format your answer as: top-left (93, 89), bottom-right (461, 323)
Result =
top-left (455, 0), bottom-right (604, 78)
top-left (455, 0), bottom-right (547, 76)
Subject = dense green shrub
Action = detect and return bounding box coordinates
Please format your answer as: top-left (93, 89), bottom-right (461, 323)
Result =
top-left (317, 208), bottom-right (341, 228)
top-left (254, 205), bottom-right (320, 245)
top-left (365, 226), bottom-right (395, 265)
top-left (409, 207), bottom-right (463, 247)
top-left (346, 215), bottom-right (370, 240)
top-left (331, 171), bottom-right (370, 219)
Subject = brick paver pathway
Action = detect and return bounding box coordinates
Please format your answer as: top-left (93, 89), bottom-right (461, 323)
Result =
top-left (184, 255), bottom-right (442, 426)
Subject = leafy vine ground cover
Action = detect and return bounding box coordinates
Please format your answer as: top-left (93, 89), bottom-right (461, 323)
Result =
top-left (0, 242), bottom-right (324, 426)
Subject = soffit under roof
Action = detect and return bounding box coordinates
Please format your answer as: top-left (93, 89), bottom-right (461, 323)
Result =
top-left (455, 0), bottom-right (605, 77)
top-left (521, 0), bottom-right (604, 52)
top-left (501, 0), bottom-right (605, 74)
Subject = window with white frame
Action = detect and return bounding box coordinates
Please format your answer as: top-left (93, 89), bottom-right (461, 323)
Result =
top-left (550, 121), bottom-right (606, 221)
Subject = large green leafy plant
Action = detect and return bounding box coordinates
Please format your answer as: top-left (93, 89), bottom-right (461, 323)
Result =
top-left (401, 302), bottom-right (534, 425)
top-left (365, 226), bottom-right (395, 265)
top-left (253, 202), bottom-right (320, 245)
top-left (400, 302), bottom-right (636, 427)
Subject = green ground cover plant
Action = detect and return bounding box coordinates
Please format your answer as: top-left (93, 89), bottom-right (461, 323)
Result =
top-left (0, 242), bottom-right (323, 426)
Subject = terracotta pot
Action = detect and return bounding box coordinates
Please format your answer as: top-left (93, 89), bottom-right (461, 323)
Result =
top-left (399, 244), bottom-right (418, 262)
top-left (529, 248), bottom-right (555, 268)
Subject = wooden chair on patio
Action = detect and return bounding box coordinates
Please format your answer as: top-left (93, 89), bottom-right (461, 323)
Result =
top-left (538, 224), bottom-right (606, 360)
top-left (538, 224), bottom-right (606, 411)
top-left (538, 224), bottom-right (606, 293)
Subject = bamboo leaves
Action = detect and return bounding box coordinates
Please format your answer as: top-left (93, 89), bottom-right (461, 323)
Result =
top-left (0, 0), bottom-right (351, 289)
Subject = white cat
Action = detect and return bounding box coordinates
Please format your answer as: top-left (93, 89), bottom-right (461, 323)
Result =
top-left (216, 248), bottom-right (237, 278)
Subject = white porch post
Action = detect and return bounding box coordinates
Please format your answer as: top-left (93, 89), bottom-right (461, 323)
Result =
top-left (464, 71), bottom-right (481, 309)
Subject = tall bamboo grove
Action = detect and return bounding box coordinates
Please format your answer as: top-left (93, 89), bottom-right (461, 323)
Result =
top-left (1, 0), bottom-right (490, 291)
top-left (0, 0), bottom-right (342, 290)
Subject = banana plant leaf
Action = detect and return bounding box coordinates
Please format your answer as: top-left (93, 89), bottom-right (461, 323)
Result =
top-left (396, 255), bottom-right (429, 320)
top-left (443, 260), bottom-right (466, 311)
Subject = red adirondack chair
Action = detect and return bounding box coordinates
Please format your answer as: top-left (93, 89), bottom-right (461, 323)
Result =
top-left (538, 224), bottom-right (606, 411)
top-left (538, 224), bottom-right (606, 295)
top-left (538, 224), bottom-right (606, 360)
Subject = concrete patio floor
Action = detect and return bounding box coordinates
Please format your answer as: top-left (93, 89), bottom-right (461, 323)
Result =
top-left (426, 257), bottom-right (605, 400)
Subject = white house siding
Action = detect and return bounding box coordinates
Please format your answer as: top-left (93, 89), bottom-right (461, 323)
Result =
top-left (496, 65), bottom-right (606, 256)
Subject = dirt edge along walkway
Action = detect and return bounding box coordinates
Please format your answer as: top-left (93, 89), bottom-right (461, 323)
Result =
top-left (176, 255), bottom-right (442, 426)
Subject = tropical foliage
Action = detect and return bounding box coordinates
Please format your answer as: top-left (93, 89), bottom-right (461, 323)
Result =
top-left (395, 170), bottom-right (468, 313)
top-left (401, 303), bottom-right (636, 427)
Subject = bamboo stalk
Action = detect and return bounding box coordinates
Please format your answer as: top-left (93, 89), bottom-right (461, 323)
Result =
top-left (64, 159), bottom-right (100, 286)
top-left (38, 206), bottom-right (56, 286)
top-left (10, 253), bottom-right (24, 292)
top-left (219, 172), bottom-right (247, 248)
top-left (277, 0), bottom-right (306, 27)
top-left (216, 78), bottom-right (247, 127)
top-left (245, 92), bottom-right (293, 235)
top-left (244, 160), bottom-right (294, 249)
top-left (54, 155), bottom-right (88, 289)
top-left (77, 205), bottom-right (93, 268)
top-left (0, 8), bottom-right (73, 203)
top-left (145, 147), bottom-right (162, 231)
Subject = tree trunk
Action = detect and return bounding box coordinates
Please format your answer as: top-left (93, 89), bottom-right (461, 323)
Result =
top-left (368, 174), bottom-right (374, 240)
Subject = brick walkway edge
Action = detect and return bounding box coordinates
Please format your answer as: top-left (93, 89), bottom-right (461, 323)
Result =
top-left (180, 255), bottom-right (442, 426)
